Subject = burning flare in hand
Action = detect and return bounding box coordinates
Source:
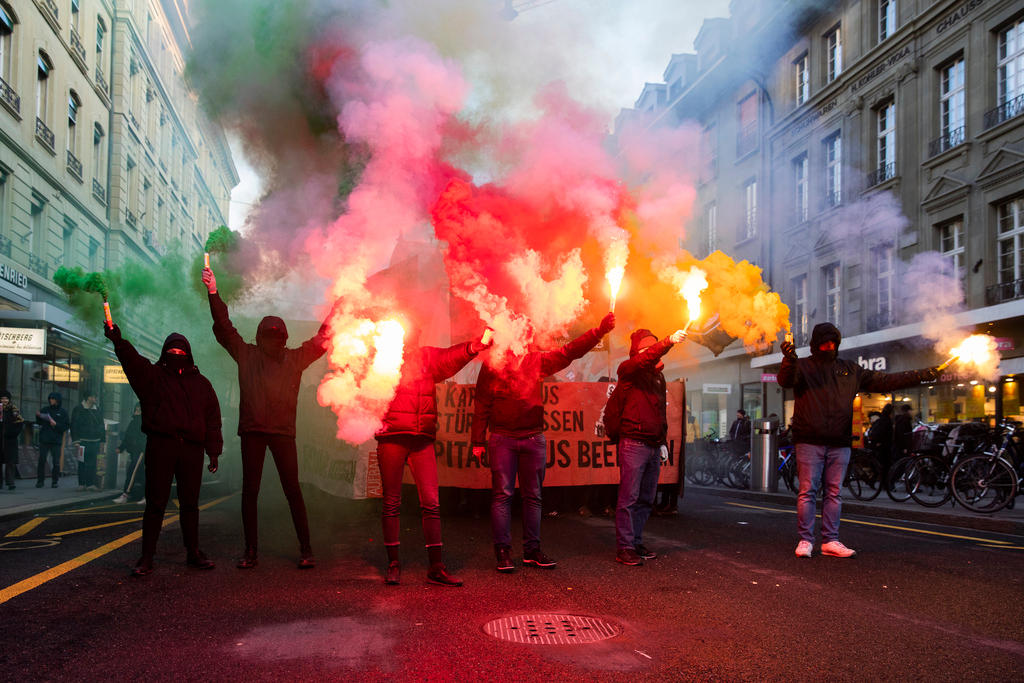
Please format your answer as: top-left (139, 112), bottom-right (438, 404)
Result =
top-left (939, 334), bottom-right (997, 372)
top-left (679, 267), bottom-right (708, 334)
top-left (604, 238), bottom-right (628, 313)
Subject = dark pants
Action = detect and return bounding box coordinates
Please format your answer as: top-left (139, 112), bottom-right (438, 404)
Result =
top-left (103, 448), bottom-right (119, 490)
top-left (489, 432), bottom-right (546, 553)
top-left (78, 441), bottom-right (101, 487)
top-left (2, 442), bottom-right (17, 486)
top-left (376, 436), bottom-right (442, 548)
top-left (615, 438), bottom-right (661, 550)
top-left (122, 451), bottom-right (145, 498)
top-left (241, 432), bottom-right (311, 554)
top-left (141, 436), bottom-right (205, 559)
top-left (36, 442), bottom-right (62, 484)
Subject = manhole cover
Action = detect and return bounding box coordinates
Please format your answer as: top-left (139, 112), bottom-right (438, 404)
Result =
top-left (483, 614), bottom-right (621, 645)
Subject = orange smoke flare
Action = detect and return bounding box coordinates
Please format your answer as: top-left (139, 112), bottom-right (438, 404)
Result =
top-left (679, 267), bottom-right (708, 332)
top-left (941, 334), bottom-right (997, 372)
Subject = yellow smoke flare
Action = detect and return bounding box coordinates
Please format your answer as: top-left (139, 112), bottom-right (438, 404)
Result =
top-left (941, 334), bottom-right (997, 372)
top-left (680, 267), bottom-right (708, 331)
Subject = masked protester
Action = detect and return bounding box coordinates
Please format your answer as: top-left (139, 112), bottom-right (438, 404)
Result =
top-left (104, 325), bottom-right (223, 577)
top-left (778, 323), bottom-right (938, 559)
top-left (0, 390), bottom-right (24, 490)
top-left (472, 313), bottom-right (616, 573)
top-left (36, 392), bottom-right (70, 488)
top-left (612, 328), bottom-right (687, 567)
top-left (203, 267), bottom-right (338, 570)
top-left (375, 326), bottom-right (491, 587)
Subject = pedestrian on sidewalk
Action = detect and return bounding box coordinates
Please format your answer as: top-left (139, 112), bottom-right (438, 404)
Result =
top-left (1, 390), bottom-right (24, 490)
top-left (203, 267), bottom-right (338, 570)
top-left (472, 312), bottom-right (616, 573)
top-left (113, 403), bottom-right (146, 504)
top-left (606, 328), bottom-right (687, 567)
top-left (728, 409), bottom-right (752, 456)
top-left (70, 392), bottom-right (105, 491)
top-left (375, 324), bottom-right (490, 587)
top-left (35, 392), bottom-right (69, 488)
top-left (778, 323), bottom-right (938, 559)
top-left (104, 324), bottom-right (222, 577)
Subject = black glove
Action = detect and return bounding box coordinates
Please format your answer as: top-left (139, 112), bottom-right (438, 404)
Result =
top-left (103, 323), bottom-right (122, 343)
top-left (780, 340), bottom-right (796, 359)
top-left (922, 366), bottom-right (941, 382)
top-left (598, 312), bottom-right (616, 336)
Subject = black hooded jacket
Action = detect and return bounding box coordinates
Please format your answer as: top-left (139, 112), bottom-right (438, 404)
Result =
top-left (615, 334), bottom-right (675, 446)
top-left (209, 292), bottom-right (329, 437)
top-left (36, 392), bottom-right (69, 444)
top-left (111, 332), bottom-right (223, 455)
top-left (778, 323), bottom-right (934, 447)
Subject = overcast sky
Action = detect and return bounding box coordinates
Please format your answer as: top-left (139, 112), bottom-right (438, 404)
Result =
top-left (228, 0), bottom-right (732, 230)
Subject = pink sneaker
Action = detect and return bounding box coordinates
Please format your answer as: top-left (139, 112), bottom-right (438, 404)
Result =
top-left (821, 540), bottom-right (857, 558)
top-left (794, 540), bottom-right (813, 558)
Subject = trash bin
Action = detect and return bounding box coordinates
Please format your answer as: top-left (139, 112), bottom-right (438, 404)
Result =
top-left (750, 420), bottom-right (778, 493)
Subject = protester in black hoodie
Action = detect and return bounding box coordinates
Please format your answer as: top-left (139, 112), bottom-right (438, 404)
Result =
top-left (778, 323), bottom-right (937, 559)
top-left (36, 392), bottom-right (70, 488)
top-left (0, 390), bottom-right (24, 489)
top-left (203, 267), bottom-right (338, 570)
top-left (113, 403), bottom-right (146, 504)
top-left (104, 324), bottom-right (223, 577)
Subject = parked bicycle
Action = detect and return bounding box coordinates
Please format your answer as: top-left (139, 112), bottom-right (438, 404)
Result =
top-left (950, 419), bottom-right (1023, 513)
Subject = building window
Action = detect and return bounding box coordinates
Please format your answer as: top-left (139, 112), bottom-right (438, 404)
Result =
top-left (795, 52), bottom-right (809, 106)
top-left (939, 218), bottom-right (966, 286)
top-left (88, 239), bottom-right (99, 271)
top-left (824, 133), bottom-right (841, 208)
top-left (826, 27), bottom-right (842, 83)
top-left (997, 196), bottom-right (1024, 285)
top-left (126, 158), bottom-right (138, 222)
top-left (995, 19), bottom-right (1024, 125)
top-left (30, 195), bottom-right (45, 256)
top-left (872, 100), bottom-right (895, 185)
top-left (92, 122), bottom-right (105, 179)
top-left (0, 3), bottom-right (15, 83)
top-left (874, 244), bottom-right (895, 329)
top-left (879, 0), bottom-right (896, 42)
top-left (705, 202), bottom-right (717, 255)
top-left (793, 154), bottom-right (808, 223)
top-left (824, 263), bottom-right (841, 325)
top-left (67, 91), bottom-right (80, 152)
top-left (36, 52), bottom-right (52, 121)
top-left (743, 178), bottom-right (757, 240)
top-left (934, 58), bottom-right (965, 156)
top-left (62, 223), bottom-right (74, 267)
top-left (701, 123), bottom-right (717, 181)
top-left (71, 0), bottom-right (80, 32)
top-left (793, 275), bottom-right (808, 345)
top-left (736, 92), bottom-right (758, 157)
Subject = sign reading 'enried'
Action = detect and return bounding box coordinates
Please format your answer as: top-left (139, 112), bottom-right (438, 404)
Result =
top-left (0, 327), bottom-right (46, 354)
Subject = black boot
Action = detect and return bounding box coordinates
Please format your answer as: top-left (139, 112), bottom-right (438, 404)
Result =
top-left (426, 545), bottom-right (462, 587)
top-left (236, 547), bottom-right (258, 569)
top-left (384, 545), bottom-right (400, 585)
top-left (131, 556), bottom-right (154, 577)
top-left (186, 550), bottom-right (215, 570)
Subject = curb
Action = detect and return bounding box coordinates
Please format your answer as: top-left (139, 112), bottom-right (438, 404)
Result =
top-left (0, 490), bottom-right (123, 522)
top-left (693, 486), bottom-right (1024, 537)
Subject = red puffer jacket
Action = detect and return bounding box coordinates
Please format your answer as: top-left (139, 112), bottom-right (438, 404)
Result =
top-left (376, 342), bottom-right (479, 440)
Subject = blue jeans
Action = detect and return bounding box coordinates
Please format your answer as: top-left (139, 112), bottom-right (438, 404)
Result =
top-left (489, 432), bottom-right (546, 552)
top-left (795, 443), bottom-right (850, 543)
top-left (615, 438), bottom-right (661, 550)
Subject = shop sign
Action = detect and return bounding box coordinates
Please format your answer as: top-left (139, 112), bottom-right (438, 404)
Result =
top-left (0, 264), bottom-right (28, 289)
top-left (857, 355), bottom-right (887, 371)
top-left (702, 383), bottom-right (732, 394)
top-left (761, 373), bottom-right (778, 383)
top-left (0, 327), bottom-right (45, 355)
top-left (994, 337), bottom-right (1014, 351)
top-left (49, 363), bottom-right (82, 383)
top-left (103, 365), bottom-right (129, 384)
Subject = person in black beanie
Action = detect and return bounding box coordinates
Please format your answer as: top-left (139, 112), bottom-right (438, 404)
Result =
top-left (36, 392), bottom-right (69, 488)
top-left (0, 390), bottom-right (24, 490)
top-left (203, 267), bottom-right (339, 570)
top-left (104, 324), bottom-right (223, 577)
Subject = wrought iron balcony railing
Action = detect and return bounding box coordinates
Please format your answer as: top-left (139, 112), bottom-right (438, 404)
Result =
top-left (92, 178), bottom-right (106, 205)
top-left (66, 150), bottom-right (82, 182)
top-left (928, 126), bottom-right (965, 157)
top-left (986, 278), bottom-right (1024, 306)
top-left (0, 77), bottom-right (19, 116)
top-left (867, 162), bottom-right (896, 187)
top-left (984, 93), bottom-right (1024, 130)
top-left (35, 118), bottom-right (55, 153)
top-left (69, 29), bottom-right (87, 66)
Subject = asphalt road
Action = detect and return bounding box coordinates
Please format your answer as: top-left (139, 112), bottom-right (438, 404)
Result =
top-left (1, 484), bottom-right (1022, 681)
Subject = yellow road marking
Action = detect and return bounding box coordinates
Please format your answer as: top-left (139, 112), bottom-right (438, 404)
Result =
top-left (724, 501), bottom-right (1014, 545)
top-left (0, 493), bottom-right (236, 606)
top-left (978, 544), bottom-right (1024, 550)
top-left (5, 518), bottom-right (49, 537)
top-left (49, 517), bottom-right (144, 537)
top-left (52, 511), bottom-right (147, 516)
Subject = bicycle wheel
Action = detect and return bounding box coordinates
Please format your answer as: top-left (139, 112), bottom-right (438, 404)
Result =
top-left (885, 456), bottom-right (913, 502)
top-left (727, 456), bottom-right (750, 489)
top-left (906, 455), bottom-right (951, 507)
top-left (778, 453), bottom-right (797, 494)
top-left (689, 453), bottom-right (715, 486)
top-left (950, 455), bottom-right (1018, 513)
top-left (845, 453), bottom-right (882, 501)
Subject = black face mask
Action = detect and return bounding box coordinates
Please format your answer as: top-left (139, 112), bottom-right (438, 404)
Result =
top-left (812, 348), bottom-right (838, 362)
top-left (163, 354), bottom-right (190, 372)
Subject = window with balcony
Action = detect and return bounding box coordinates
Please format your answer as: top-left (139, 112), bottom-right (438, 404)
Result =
top-left (933, 58), bottom-right (965, 156)
top-left (994, 196), bottom-right (1024, 303)
top-left (36, 52), bottom-right (51, 121)
top-left (0, 2), bottom-right (15, 84)
top-left (92, 122), bottom-right (105, 203)
top-left (705, 202), bottom-right (718, 255)
top-left (989, 19), bottom-right (1024, 129)
top-left (879, 0), bottom-right (896, 42)
top-left (826, 27), bottom-right (842, 83)
top-left (792, 275), bottom-right (808, 345)
top-left (737, 92), bottom-right (758, 157)
top-left (794, 153), bottom-right (808, 223)
top-left (126, 157), bottom-right (138, 226)
top-left (872, 244), bottom-right (895, 330)
top-left (795, 52), bottom-right (809, 106)
top-left (824, 263), bottom-right (841, 325)
top-left (743, 178), bottom-right (757, 240)
top-left (824, 133), bottom-right (841, 207)
top-left (871, 100), bottom-right (896, 186)
top-left (67, 91), bottom-right (79, 152)
top-left (939, 218), bottom-right (966, 290)
top-left (30, 195), bottom-right (45, 259)
top-left (71, 0), bottom-right (80, 31)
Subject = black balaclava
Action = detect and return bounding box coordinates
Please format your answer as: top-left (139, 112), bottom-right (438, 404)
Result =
top-left (256, 316), bottom-right (288, 360)
top-left (809, 322), bottom-right (841, 362)
top-left (159, 333), bottom-right (195, 373)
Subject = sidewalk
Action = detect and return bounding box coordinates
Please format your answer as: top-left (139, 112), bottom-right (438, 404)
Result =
top-left (691, 482), bottom-right (1024, 536)
top-left (0, 476), bottom-right (119, 521)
